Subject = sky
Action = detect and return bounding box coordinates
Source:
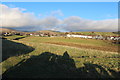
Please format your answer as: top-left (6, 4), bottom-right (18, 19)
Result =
top-left (1, 0), bottom-right (119, 2)
top-left (0, 2), bottom-right (118, 32)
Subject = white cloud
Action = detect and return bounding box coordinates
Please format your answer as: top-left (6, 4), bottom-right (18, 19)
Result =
top-left (0, 4), bottom-right (118, 32)
top-left (37, 16), bottom-right (61, 30)
top-left (61, 16), bottom-right (118, 32)
top-left (106, 14), bottom-right (117, 18)
top-left (0, 4), bottom-right (38, 27)
top-left (51, 10), bottom-right (64, 16)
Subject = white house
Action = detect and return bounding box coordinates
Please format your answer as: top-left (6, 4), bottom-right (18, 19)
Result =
top-left (66, 34), bottom-right (120, 41)
top-left (110, 37), bottom-right (114, 40)
top-left (30, 34), bottom-right (33, 35)
top-left (66, 34), bottom-right (92, 39)
top-left (87, 36), bottom-right (93, 39)
top-left (35, 35), bottom-right (39, 36)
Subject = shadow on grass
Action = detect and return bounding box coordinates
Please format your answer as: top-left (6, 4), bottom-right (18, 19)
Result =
top-left (2, 51), bottom-right (120, 79)
top-left (13, 36), bottom-right (26, 40)
top-left (2, 39), bottom-right (34, 62)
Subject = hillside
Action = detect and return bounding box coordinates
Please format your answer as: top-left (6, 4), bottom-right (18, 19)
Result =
top-left (0, 28), bottom-right (119, 36)
top-left (0, 28), bottom-right (21, 33)
top-left (36, 30), bottom-right (61, 35)
top-left (66, 31), bottom-right (119, 36)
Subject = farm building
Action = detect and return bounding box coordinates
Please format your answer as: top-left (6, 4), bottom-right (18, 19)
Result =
top-left (66, 34), bottom-right (120, 41)
top-left (67, 34), bottom-right (93, 39)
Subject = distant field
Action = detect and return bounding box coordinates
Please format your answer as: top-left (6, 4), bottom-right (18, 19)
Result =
top-left (20, 36), bottom-right (119, 52)
top-left (68, 32), bottom-right (119, 36)
top-left (1, 36), bottom-right (120, 78)
top-left (4, 35), bottom-right (26, 40)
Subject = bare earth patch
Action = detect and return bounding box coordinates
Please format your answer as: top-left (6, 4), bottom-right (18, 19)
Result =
top-left (44, 42), bottom-right (118, 52)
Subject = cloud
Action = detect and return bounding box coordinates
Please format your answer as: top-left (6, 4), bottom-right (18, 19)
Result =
top-left (61, 16), bottom-right (118, 32)
top-left (0, 4), bottom-right (118, 32)
top-left (106, 14), bottom-right (117, 18)
top-left (51, 10), bottom-right (64, 16)
top-left (37, 16), bottom-right (61, 30)
top-left (0, 4), bottom-right (62, 31)
top-left (0, 4), bottom-right (38, 27)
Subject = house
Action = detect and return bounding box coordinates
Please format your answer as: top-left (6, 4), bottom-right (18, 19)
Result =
top-left (113, 37), bottom-right (120, 41)
top-left (30, 34), bottom-right (33, 36)
top-left (87, 36), bottom-right (93, 39)
top-left (66, 34), bottom-right (93, 39)
top-left (110, 36), bottom-right (115, 40)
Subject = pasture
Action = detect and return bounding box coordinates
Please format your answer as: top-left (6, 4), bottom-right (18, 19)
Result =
top-left (68, 32), bottom-right (119, 36)
top-left (4, 35), bottom-right (26, 40)
top-left (1, 36), bottom-right (120, 78)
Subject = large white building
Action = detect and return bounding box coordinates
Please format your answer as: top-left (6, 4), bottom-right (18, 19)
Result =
top-left (66, 34), bottom-right (120, 41)
top-left (66, 34), bottom-right (92, 39)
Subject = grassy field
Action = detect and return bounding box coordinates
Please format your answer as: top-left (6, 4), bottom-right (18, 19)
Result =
top-left (68, 32), bottom-right (119, 36)
top-left (20, 36), bottom-right (119, 52)
top-left (1, 36), bottom-right (120, 78)
top-left (4, 35), bottom-right (26, 40)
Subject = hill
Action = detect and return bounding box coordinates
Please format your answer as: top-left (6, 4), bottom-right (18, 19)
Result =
top-left (0, 28), bottom-right (21, 33)
top-left (36, 30), bottom-right (61, 35)
top-left (66, 31), bottom-right (119, 36)
top-left (0, 28), bottom-right (119, 36)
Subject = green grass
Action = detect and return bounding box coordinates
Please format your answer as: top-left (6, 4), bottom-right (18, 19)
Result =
top-left (4, 35), bottom-right (26, 40)
top-left (69, 32), bottom-right (119, 36)
top-left (18, 36), bottom-right (119, 52)
top-left (1, 36), bottom-right (120, 78)
top-left (20, 37), bottom-right (119, 46)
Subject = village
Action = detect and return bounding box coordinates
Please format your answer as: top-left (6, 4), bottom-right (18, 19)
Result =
top-left (1, 31), bottom-right (120, 42)
top-left (66, 34), bottom-right (120, 41)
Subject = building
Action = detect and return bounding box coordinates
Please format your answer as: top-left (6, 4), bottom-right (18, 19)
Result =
top-left (66, 34), bottom-right (92, 39)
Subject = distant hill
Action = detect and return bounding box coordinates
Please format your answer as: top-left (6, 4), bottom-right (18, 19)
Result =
top-left (66, 31), bottom-right (119, 36)
top-left (0, 28), bottom-right (21, 33)
top-left (0, 28), bottom-right (61, 35)
top-left (36, 30), bottom-right (61, 35)
top-left (112, 31), bottom-right (120, 35)
top-left (0, 28), bottom-right (119, 36)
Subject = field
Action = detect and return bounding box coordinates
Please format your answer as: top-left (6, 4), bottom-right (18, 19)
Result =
top-left (4, 35), bottom-right (26, 40)
top-left (1, 36), bottom-right (120, 78)
top-left (68, 32), bottom-right (119, 36)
